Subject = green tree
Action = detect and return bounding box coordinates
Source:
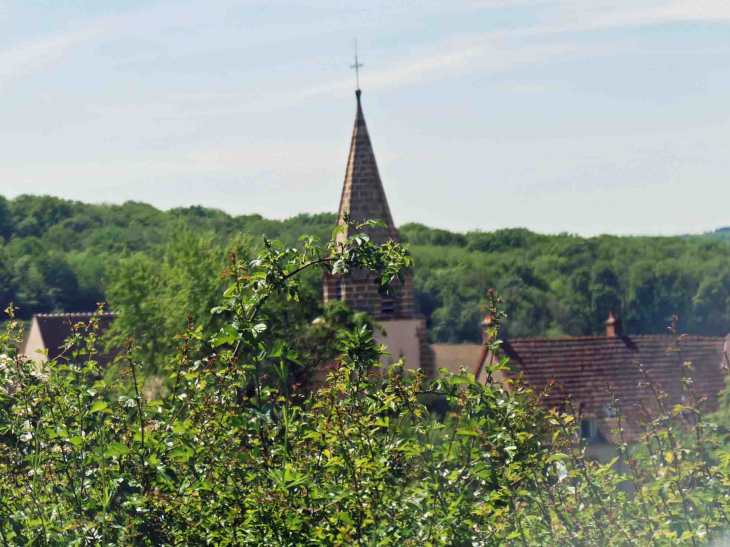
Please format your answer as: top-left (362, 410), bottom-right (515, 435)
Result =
top-left (0, 247), bottom-right (16, 311)
top-left (3, 192), bottom-right (730, 341)
top-left (692, 274), bottom-right (730, 334)
top-left (0, 196), bottom-right (12, 242)
top-left (105, 229), bottom-right (252, 373)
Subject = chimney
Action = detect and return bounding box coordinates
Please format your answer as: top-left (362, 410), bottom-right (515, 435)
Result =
top-left (481, 312), bottom-right (494, 344)
top-left (605, 311), bottom-right (622, 337)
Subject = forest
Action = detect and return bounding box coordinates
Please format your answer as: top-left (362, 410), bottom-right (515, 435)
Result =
top-left (2, 193), bottom-right (730, 343)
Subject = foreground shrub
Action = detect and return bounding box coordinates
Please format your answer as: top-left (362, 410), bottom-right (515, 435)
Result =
top-left (1, 217), bottom-right (730, 546)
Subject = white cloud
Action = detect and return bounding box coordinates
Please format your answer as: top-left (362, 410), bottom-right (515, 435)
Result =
top-left (0, 137), bottom-right (339, 185)
top-left (496, 79), bottom-right (574, 94)
top-left (253, 0), bottom-right (730, 105)
top-left (659, 0), bottom-right (730, 21)
top-left (517, 0), bottom-right (730, 36)
top-left (0, 24), bottom-right (108, 84)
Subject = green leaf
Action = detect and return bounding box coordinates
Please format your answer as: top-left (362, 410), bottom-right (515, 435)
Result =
top-left (337, 512), bottom-right (354, 526)
top-left (213, 333), bottom-right (235, 347)
top-left (213, 323), bottom-right (240, 347)
top-left (107, 442), bottom-right (130, 457)
top-left (270, 340), bottom-right (285, 358)
top-left (169, 445), bottom-right (194, 463)
top-left (90, 401), bottom-right (108, 414)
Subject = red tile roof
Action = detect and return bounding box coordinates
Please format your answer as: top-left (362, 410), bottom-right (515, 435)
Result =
top-left (476, 334), bottom-right (729, 442)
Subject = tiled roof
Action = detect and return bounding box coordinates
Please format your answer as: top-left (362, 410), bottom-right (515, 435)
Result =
top-left (35, 312), bottom-right (119, 318)
top-left (33, 313), bottom-right (120, 367)
top-left (477, 334), bottom-right (728, 442)
top-left (433, 344), bottom-right (484, 375)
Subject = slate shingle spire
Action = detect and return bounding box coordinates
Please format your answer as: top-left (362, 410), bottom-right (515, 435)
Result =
top-left (324, 90), bottom-right (413, 320)
top-left (335, 89), bottom-right (399, 246)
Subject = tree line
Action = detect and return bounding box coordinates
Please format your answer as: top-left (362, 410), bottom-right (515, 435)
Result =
top-left (2, 194), bottom-right (729, 344)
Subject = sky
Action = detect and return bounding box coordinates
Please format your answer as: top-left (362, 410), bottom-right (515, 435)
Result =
top-left (1, 0), bottom-right (729, 237)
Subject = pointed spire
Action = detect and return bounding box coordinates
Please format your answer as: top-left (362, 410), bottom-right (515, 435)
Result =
top-left (335, 89), bottom-right (399, 246)
top-left (323, 90), bottom-right (414, 319)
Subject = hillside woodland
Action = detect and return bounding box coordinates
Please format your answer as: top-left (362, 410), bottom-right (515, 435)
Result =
top-left (2, 194), bottom-right (730, 345)
top-left (2, 218), bottom-right (730, 545)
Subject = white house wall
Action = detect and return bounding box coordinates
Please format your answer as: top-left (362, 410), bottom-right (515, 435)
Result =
top-left (374, 319), bottom-right (422, 370)
top-left (23, 317), bottom-right (48, 365)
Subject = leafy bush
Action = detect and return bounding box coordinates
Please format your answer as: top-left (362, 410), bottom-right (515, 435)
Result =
top-left (1, 219), bottom-right (730, 546)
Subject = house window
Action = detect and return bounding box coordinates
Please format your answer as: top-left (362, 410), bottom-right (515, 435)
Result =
top-left (580, 419), bottom-right (597, 440)
top-left (381, 293), bottom-right (395, 315)
top-left (335, 279), bottom-right (343, 301)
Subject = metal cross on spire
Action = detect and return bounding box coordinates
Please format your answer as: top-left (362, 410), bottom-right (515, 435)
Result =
top-left (350, 38), bottom-right (364, 90)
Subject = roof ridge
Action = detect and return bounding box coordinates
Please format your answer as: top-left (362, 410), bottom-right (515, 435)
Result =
top-left (34, 312), bottom-right (120, 318)
top-left (504, 334), bottom-right (726, 343)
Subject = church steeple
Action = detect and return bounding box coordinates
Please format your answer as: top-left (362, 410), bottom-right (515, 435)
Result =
top-left (335, 90), bottom-right (399, 246)
top-left (324, 90), bottom-right (413, 320)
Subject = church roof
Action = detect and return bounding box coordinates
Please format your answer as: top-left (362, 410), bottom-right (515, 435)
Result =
top-left (475, 334), bottom-right (728, 442)
top-left (336, 90), bottom-right (400, 245)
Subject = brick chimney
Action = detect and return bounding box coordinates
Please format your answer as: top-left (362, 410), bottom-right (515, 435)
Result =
top-left (475, 312), bottom-right (497, 384)
top-left (605, 311), bottom-right (622, 337)
top-left (481, 312), bottom-right (494, 344)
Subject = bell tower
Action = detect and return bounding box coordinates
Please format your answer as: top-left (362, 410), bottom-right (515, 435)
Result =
top-left (323, 89), bottom-right (414, 321)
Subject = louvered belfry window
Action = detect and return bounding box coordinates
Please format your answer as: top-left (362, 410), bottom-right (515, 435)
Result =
top-left (381, 293), bottom-right (395, 315)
